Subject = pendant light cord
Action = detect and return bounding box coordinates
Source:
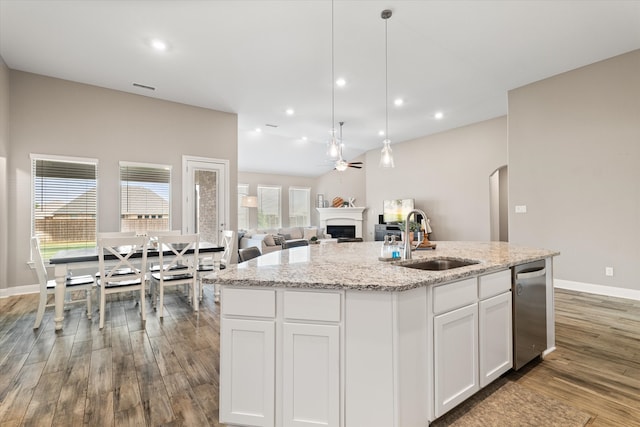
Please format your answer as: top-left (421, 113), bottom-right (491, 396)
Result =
top-left (331, 0), bottom-right (335, 132)
top-left (384, 15), bottom-right (388, 139)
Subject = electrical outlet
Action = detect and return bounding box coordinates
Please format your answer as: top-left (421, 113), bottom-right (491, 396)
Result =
top-left (605, 267), bottom-right (614, 277)
top-left (515, 205), bottom-right (527, 213)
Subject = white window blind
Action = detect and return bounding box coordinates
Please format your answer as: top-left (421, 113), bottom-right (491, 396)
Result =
top-left (238, 184), bottom-right (249, 230)
top-left (289, 187), bottom-right (311, 227)
top-left (257, 185), bottom-right (281, 229)
top-left (120, 162), bottom-right (171, 234)
top-left (32, 155), bottom-right (98, 260)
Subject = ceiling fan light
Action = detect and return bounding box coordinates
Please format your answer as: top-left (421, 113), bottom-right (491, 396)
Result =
top-left (335, 159), bottom-right (348, 172)
top-left (379, 139), bottom-right (395, 168)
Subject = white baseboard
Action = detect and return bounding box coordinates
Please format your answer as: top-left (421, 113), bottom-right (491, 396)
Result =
top-left (555, 279), bottom-right (640, 301)
top-left (0, 284), bottom-right (39, 298)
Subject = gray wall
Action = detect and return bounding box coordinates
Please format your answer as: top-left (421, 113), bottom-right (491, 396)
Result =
top-left (315, 153), bottom-right (367, 209)
top-left (238, 172), bottom-right (318, 229)
top-left (0, 57), bottom-right (9, 292)
top-left (509, 49), bottom-right (640, 291)
top-left (6, 71), bottom-right (238, 290)
top-left (364, 117), bottom-right (508, 242)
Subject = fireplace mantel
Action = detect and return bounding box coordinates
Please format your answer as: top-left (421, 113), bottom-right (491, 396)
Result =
top-left (317, 207), bottom-right (367, 238)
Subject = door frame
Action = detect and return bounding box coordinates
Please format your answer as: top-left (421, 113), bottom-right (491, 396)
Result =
top-left (182, 155), bottom-right (230, 241)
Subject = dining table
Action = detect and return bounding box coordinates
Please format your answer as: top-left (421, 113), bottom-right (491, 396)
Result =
top-left (49, 241), bottom-right (224, 330)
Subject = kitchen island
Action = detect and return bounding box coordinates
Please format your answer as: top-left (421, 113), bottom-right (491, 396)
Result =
top-left (213, 241), bottom-right (559, 427)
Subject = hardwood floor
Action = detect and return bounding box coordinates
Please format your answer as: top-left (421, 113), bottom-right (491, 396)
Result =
top-left (0, 287), bottom-right (639, 426)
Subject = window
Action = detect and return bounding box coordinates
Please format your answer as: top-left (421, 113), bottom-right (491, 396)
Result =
top-left (120, 162), bottom-right (171, 234)
top-left (31, 154), bottom-right (98, 260)
top-left (238, 184), bottom-right (250, 230)
top-left (289, 187), bottom-right (311, 227)
top-left (257, 185), bottom-right (281, 229)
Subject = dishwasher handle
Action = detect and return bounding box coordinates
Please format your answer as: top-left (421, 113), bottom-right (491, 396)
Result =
top-left (516, 267), bottom-right (546, 281)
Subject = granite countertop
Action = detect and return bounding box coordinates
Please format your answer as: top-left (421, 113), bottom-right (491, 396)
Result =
top-left (212, 241), bottom-right (560, 292)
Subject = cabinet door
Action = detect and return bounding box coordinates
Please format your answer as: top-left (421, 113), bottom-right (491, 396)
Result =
top-left (434, 303), bottom-right (479, 418)
top-left (283, 323), bottom-right (340, 427)
top-left (220, 318), bottom-right (275, 427)
top-left (479, 291), bottom-right (513, 388)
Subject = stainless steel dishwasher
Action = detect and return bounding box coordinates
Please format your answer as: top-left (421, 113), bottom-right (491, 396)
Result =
top-left (512, 260), bottom-right (547, 370)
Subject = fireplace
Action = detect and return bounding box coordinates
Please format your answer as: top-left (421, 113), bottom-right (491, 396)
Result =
top-left (317, 207), bottom-right (367, 239)
top-left (327, 225), bottom-right (356, 239)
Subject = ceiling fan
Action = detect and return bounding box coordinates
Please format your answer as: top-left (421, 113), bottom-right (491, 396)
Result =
top-left (334, 122), bottom-right (363, 171)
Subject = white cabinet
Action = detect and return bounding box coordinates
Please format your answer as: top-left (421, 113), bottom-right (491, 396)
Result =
top-left (479, 291), bottom-right (512, 387)
top-left (478, 269), bottom-right (512, 388)
top-left (434, 303), bottom-right (479, 418)
top-left (220, 317), bottom-right (276, 427)
top-left (283, 323), bottom-right (340, 427)
top-left (220, 287), bottom-right (342, 427)
top-left (433, 270), bottom-right (512, 418)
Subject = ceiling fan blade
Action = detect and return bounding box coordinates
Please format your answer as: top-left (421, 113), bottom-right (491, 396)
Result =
top-left (349, 161), bottom-right (363, 165)
top-left (349, 165), bottom-right (363, 169)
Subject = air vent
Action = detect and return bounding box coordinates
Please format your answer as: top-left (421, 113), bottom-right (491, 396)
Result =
top-left (265, 124), bottom-right (278, 128)
top-left (133, 82), bottom-right (156, 91)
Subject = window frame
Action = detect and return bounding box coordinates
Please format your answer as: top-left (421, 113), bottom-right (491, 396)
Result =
top-left (288, 186), bottom-right (311, 227)
top-left (30, 153), bottom-right (99, 261)
top-left (257, 185), bottom-right (282, 229)
top-left (119, 161), bottom-right (172, 234)
top-left (238, 183), bottom-right (250, 230)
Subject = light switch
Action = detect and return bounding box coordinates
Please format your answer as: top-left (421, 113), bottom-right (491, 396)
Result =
top-left (515, 205), bottom-right (527, 213)
top-left (605, 267), bottom-right (614, 277)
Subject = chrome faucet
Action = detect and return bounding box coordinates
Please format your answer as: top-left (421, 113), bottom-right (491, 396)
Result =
top-left (403, 209), bottom-right (428, 260)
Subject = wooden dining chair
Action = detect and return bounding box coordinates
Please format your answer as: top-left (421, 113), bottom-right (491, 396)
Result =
top-left (151, 234), bottom-right (199, 318)
top-left (97, 235), bottom-right (148, 329)
top-left (31, 236), bottom-right (95, 329)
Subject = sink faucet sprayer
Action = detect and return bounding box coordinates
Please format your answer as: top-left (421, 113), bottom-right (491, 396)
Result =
top-left (403, 209), bottom-right (428, 260)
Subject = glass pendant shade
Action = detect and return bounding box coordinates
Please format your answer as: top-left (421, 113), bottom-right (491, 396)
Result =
top-left (327, 129), bottom-right (340, 159)
top-left (379, 139), bottom-right (394, 168)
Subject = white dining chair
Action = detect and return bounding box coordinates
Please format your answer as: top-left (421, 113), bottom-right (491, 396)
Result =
top-left (97, 235), bottom-right (148, 329)
top-left (198, 230), bottom-right (235, 302)
top-left (151, 234), bottom-right (199, 318)
top-left (31, 236), bottom-right (96, 329)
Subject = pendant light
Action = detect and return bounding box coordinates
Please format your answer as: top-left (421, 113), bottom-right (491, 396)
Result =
top-left (335, 121), bottom-right (348, 171)
top-left (326, 0), bottom-right (340, 160)
top-left (379, 9), bottom-right (395, 168)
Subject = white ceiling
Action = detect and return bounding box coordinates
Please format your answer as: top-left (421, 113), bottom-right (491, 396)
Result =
top-left (1, 1), bottom-right (639, 177)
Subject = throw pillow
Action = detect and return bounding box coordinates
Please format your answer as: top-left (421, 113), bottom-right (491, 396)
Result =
top-left (273, 235), bottom-right (285, 245)
top-left (289, 228), bottom-right (303, 239)
top-left (282, 233), bottom-right (292, 240)
top-left (263, 234), bottom-right (276, 246)
top-left (303, 228), bottom-right (318, 240)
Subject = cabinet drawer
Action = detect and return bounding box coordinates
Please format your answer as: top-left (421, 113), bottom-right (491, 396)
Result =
top-left (284, 291), bottom-right (341, 322)
top-left (222, 288), bottom-right (276, 318)
top-left (433, 277), bottom-right (477, 315)
top-left (479, 270), bottom-right (511, 300)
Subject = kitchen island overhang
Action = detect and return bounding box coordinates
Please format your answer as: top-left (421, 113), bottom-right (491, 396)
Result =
top-left (212, 241), bottom-right (559, 427)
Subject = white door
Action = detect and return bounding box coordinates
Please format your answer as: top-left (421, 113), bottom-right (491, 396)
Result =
top-left (479, 291), bottom-right (513, 387)
top-left (182, 156), bottom-right (228, 245)
top-left (282, 322), bottom-right (340, 427)
top-left (434, 303), bottom-right (479, 418)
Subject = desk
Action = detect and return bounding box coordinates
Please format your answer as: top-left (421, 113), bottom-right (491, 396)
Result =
top-left (49, 242), bottom-right (224, 330)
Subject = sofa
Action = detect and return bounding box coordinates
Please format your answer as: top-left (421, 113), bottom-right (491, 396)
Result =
top-left (239, 226), bottom-right (329, 254)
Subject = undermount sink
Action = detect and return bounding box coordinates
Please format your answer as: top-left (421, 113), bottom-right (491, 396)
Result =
top-left (400, 258), bottom-right (479, 271)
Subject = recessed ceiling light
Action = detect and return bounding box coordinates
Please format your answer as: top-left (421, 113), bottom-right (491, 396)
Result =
top-left (378, 130), bottom-right (385, 136)
top-left (394, 98), bottom-right (404, 106)
top-left (286, 108), bottom-right (295, 115)
top-left (255, 127), bottom-right (262, 133)
top-left (434, 111), bottom-right (444, 120)
top-left (301, 136), bottom-right (308, 141)
top-left (336, 78), bottom-right (346, 87)
top-left (151, 39), bottom-right (167, 51)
